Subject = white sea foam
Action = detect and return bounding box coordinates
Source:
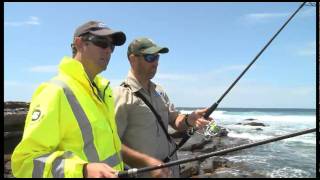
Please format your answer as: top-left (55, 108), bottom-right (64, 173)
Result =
top-left (282, 136), bottom-right (316, 145)
top-left (228, 131), bottom-right (274, 141)
top-left (179, 107), bottom-right (316, 177)
top-left (268, 167), bottom-right (311, 178)
top-left (215, 114), bottom-right (315, 126)
top-left (226, 154), bottom-right (270, 164)
top-left (211, 110), bottom-right (226, 116)
top-left (180, 108), bottom-right (316, 145)
top-left (180, 110), bottom-right (226, 116)
top-left (180, 108), bottom-right (315, 126)
top-left (251, 115), bottom-right (315, 126)
top-left (179, 110), bottom-right (193, 114)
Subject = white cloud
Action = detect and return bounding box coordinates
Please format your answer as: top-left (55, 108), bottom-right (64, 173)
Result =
top-left (109, 78), bottom-right (125, 88)
top-left (297, 41), bottom-right (316, 56)
top-left (222, 84), bottom-right (315, 108)
top-left (155, 64), bottom-right (246, 83)
top-left (244, 12), bottom-right (289, 23)
top-left (29, 65), bottom-right (58, 73)
top-left (156, 73), bottom-right (196, 81)
top-left (213, 65), bottom-right (247, 74)
top-left (5, 16), bottom-right (40, 27)
top-left (4, 80), bottom-right (39, 102)
top-left (5, 80), bottom-right (38, 88)
top-left (243, 6), bottom-right (315, 24)
top-left (299, 7), bottom-right (316, 18)
top-left (166, 82), bottom-right (315, 108)
top-left (4, 81), bottom-right (19, 86)
top-left (148, 64), bottom-right (315, 108)
top-left (26, 16), bottom-right (40, 25)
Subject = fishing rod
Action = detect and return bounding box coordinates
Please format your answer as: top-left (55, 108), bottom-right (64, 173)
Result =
top-left (164, 2), bottom-right (307, 162)
top-left (117, 128), bottom-right (316, 177)
top-left (305, 2), bottom-right (316, 7)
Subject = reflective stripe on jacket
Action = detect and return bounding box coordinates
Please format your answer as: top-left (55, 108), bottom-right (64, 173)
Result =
top-left (11, 56), bottom-right (123, 177)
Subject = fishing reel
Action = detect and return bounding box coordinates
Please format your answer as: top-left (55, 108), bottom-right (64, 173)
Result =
top-left (196, 120), bottom-right (220, 141)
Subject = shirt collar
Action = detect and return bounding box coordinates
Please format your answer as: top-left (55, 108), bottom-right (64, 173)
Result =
top-left (125, 69), bottom-right (156, 93)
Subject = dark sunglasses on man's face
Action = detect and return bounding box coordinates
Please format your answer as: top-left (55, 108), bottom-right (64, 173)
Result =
top-left (83, 35), bottom-right (115, 52)
top-left (142, 54), bottom-right (160, 63)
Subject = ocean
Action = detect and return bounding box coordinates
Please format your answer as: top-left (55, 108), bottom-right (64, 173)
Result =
top-left (177, 107), bottom-right (316, 178)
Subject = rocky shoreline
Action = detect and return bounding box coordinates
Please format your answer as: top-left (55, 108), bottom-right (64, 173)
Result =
top-left (4, 102), bottom-right (267, 178)
top-left (4, 102), bottom-right (30, 178)
top-left (169, 126), bottom-right (267, 178)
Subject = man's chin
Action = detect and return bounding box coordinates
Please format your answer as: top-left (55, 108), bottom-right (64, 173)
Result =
top-left (149, 73), bottom-right (156, 80)
top-left (97, 65), bottom-right (108, 74)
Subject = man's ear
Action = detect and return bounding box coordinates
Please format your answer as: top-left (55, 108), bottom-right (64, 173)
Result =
top-left (128, 54), bottom-right (136, 66)
top-left (74, 37), bottom-right (85, 51)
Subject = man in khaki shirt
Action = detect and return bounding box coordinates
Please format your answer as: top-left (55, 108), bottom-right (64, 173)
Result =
top-left (113, 37), bottom-right (212, 177)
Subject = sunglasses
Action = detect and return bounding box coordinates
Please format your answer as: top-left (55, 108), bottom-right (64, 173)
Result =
top-left (138, 54), bottom-right (160, 63)
top-left (82, 35), bottom-right (115, 52)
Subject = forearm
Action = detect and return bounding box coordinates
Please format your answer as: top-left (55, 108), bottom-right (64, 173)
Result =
top-left (174, 114), bottom-right (190, 131)
top-left (121, 145), bottom-right (172, 178)
top-left (121, 144), bottom-right (158, 168)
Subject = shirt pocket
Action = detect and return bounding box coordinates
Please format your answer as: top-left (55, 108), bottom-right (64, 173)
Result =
top-left (154, 96), bottom-right (170, 126)
top-left (129, 99), bottom-right (156, 129)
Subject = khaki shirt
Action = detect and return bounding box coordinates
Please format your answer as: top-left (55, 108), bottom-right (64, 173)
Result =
top-left (113, 70), bottom-right (180, 177)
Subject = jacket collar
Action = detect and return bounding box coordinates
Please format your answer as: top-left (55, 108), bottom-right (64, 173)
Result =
top-left (58, 56), bottom-right (110, 94)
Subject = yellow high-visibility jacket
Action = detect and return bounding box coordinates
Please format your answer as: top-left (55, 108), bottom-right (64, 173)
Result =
top-left (11, 56), bottom-right (123, 178)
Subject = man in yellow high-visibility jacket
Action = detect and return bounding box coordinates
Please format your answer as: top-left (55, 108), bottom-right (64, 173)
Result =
top-left (11, 20), bottom-right (169, 178)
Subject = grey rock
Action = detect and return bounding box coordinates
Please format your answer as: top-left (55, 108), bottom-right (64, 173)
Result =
top-left (4, 101), bottom-right (30, 109)
top-left (4, 154), bottom-right (14, 178)
top-left (4, 113), bottom-right (27, 131)
top-left (180, 160), bottom-right (200, 178)
top-left (244, 118), bottom-right (258, 121)
top-left (216, 126), bottom-right (229, 137)
top-left (243, 122), bottom-right (266, 127)
top-left (236, 122), bottom-right (267, 127)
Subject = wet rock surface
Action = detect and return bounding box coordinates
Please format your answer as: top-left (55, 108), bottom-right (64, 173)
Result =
top-left (236, 118), bottom-right (267, 127)
top-left (236, 122), bottom-right (267, 126)
top-left (4, 154), bottom-right (14, 178)
top-left (170, 125), bottom-right (267, 178)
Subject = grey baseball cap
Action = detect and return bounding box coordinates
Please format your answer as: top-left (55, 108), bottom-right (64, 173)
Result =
top-left (127, 37), bottom-right (169, 56)
top-left (74, 20), bottom-right (126, 46)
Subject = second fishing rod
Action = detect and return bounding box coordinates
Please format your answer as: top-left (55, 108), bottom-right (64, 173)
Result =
top-left (117, 128), bottom-right (316, 177)
top-left (163, 1), bottom-right (307, 162)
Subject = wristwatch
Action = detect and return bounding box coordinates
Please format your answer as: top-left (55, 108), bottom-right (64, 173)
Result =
top-left (184, 114), bottom-right (193, 127)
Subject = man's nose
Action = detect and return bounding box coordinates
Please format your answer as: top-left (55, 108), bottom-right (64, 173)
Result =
top-left (152, 59), bottom-right (159, 65)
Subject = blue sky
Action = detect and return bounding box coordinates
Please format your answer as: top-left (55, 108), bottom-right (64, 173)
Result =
top-left (4, 2), bottom-right (316, 108)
